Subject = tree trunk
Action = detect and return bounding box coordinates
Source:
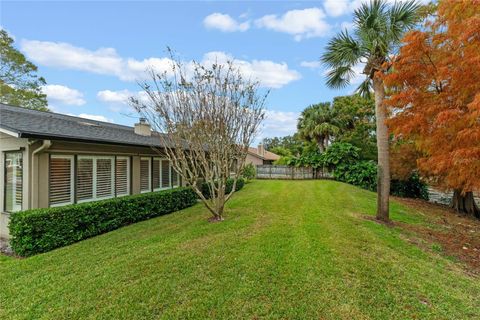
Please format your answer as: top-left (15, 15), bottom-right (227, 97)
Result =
top-left (451, 190), bottom-right (480, 218)
top-left (316, 137), bottom-right (325, 153)
top-left (373, 77), bottom-right (390, 222)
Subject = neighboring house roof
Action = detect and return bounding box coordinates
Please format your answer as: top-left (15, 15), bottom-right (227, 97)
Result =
top-left (248, 147), bottom-right (280, 161)
top-left (0, 103), bottom-right (167, 147)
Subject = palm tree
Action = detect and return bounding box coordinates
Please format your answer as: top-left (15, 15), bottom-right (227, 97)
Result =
top-left (321, 0), bottom-right (420, 222)
top-left (297, 102), bottom-right (339, 153)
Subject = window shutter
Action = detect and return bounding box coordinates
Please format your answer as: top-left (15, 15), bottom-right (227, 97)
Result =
top-left (152, 158), bottom-right (161, 190)
top-left (140, 157), bottom-right (151, 192)
top-left (171, 165), bottom-right (179, 187)
top-left (96, 158), bottom-right (114, 198)
top-left (115, 157), bottom-right (130, 196)
top-left (161, 159), bottom-right (170, 188)
top-left (77, 158), bottom-right (93, 201)
top-left (49, 156), bottom-right (73, 206)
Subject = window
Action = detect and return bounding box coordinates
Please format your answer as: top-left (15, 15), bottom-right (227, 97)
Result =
top-left (76, 156), bottom-right (114, 203)
top-left (77, 157), bottom-right (94, 201)
top-left (171, 166), bottom-right (179, 187)
top-left (140, 157), bottom-right (151, 193)
top-left (152, 158), bottom-right (161, 191)
top-left (4, 152), bottom-right (23, 212)
top-left (161, 159), bottom-right (170, 189)
top-left (115, 157), bottom-right (130, 196)
top-left (49, 155), bottom-right (74, 206)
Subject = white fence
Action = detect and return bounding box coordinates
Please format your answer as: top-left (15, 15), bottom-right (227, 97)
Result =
top-left (256, 165), bottom-right (333, 180)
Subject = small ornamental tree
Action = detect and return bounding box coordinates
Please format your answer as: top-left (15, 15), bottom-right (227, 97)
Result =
top-left (385, 0), bottom-right (480, 217)
top-left (130, 54), bottom-right (266, 221)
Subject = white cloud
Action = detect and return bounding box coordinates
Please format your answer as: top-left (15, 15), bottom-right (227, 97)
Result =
top-left (76, 113), bottom-right (113, 123)
top-left (21, 40), bottom-right (299, 88)
top-left (324, 0), bottom-right (350, 17)
top-left (21, 40), bottom-right (125, 78)
top-left (97, 89), bottom-right (133, 105)
top-left (300, 60), bottom-right (322, 69)
top-left (203, 13), bottom-right (250, 32)
top-left (201, 51), bottom-right (300, 88)
top-left (255, 8), bottom-right (330, 41)
top-left (41, 84), bottom-right (86, 106)
top-left (20, 40), bottom-right (173, 82)
top-left (259, 110), bottom-right (299, 139)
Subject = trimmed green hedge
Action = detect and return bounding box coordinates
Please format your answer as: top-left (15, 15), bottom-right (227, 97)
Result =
top-left (9, 187), bottom-right (197, 256)
top-left (200, 178), bottom-right (245, 199)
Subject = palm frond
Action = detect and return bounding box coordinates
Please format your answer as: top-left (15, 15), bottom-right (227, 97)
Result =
top-left (389, 0), bottom-right (421, 41)
top-left (321, 30), bottom-right (362, 68)
top-left (356, 79), bottom-right (373, 98)
top-left (325, 66), bottom-right (356, 89)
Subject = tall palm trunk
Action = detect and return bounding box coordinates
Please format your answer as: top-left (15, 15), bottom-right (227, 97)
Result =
top-left (373, 76), bottom-right (390, 221)
top-left (316, 137), bottom-right (325, 153)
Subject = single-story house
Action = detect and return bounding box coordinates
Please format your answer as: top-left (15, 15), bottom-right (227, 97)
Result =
top-left (0, 103), bottom-right (183, 239)
top-left (246, 144), bottom-right (280, 166)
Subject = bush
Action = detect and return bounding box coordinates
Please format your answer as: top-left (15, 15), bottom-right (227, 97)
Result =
top-left (391, 173), bottom-right (429, 200)
top-left (9, 187), bottom-right (197, 256)
top-left (334, 161), bottom-right (378, 191)
top-left (321, 142), bottom-right (360, 169)
top-left (242, 163), bottom-right (256, 180)
top-left (200, 178), bottom-right (245, 199)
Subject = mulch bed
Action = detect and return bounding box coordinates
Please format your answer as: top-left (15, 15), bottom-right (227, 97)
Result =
top-left (394, 197), bottom-right (480, 275)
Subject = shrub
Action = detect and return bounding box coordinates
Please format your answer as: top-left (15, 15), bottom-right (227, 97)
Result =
top-left (321, 142), bottom-right (360, 169)
top-left (334, 161), bottom-right (378, 191)
top-left (391, 173), bottom-right (429, 200)
top-left (242, 163), bottom-right (256, 180)
top-left (9, 187), bottom-right (197, 256)
top-left (200, 178), bottom-right (245, 199)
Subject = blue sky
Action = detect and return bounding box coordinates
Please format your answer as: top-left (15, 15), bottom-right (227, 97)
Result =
top-left (2, 0), bottom-right (378, 141)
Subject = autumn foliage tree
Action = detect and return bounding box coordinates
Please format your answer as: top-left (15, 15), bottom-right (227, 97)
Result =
top-left (385, 0), bottom-right (480, 217)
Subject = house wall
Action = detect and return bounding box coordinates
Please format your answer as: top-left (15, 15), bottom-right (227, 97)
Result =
top-left (1, 137), bottom-right (181, 239)
top-left (0, 132), bottom-right (30, 239)
top-left (245, 153), bottom-right (264, 166)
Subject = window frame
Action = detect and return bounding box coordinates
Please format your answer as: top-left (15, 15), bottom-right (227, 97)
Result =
top-left (3, 151), bottom-right (23, 213)
top-left (49, 154), bottom-right (75, 207)
top-left (140, 156), bottom-right (152, 193)
top-left (76, 155), bottom-right (115, 203)
top-left (115, 156), bottom-right (131, 197)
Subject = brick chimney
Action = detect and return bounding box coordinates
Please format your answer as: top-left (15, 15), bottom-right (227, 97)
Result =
top-left (134, 117), bottom-right (151, 136)
top-left (257, 143), bottom-right (265, 157)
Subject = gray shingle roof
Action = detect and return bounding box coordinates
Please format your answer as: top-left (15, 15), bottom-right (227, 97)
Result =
top-left (0, 103), bottom-right (167, 147)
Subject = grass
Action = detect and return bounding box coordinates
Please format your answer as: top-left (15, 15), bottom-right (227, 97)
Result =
top-left (1, 180), bottom-right (479, 319)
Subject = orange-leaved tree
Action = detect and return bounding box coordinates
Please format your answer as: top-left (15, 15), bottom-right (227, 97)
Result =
top-left (385, 0), bottom-right (480, 217)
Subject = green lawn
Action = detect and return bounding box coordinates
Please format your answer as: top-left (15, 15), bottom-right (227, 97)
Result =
top-left (1, 180), bottom-right (479, 319)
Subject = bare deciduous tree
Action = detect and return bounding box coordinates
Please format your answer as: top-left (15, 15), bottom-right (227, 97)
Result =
top-left (129, 54), bottom-right (266, 221)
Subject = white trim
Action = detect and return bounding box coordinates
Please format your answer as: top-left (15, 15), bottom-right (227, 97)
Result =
top-left (77, 155), bottom-right (115, 203)
top-left (0, 127), bottom-right (19, 138)
top-left (140, 157), bottom-right (151, 193)
top-left (49, 155), bottom-right (74, 207)
top-left (115, 156), bottom-right (130, 196)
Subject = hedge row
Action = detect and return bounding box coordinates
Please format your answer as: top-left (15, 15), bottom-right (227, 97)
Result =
top-left (9, 187), bottom-right (197, 256)
top-left (200, 178), bottom-right (245, 199)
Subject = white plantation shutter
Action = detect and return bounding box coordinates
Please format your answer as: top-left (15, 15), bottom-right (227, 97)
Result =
top-left (161, 159), bottom-right (170, 188)
top-left (115, 157), bottom-right (130, 196)
top-left (77, 156), bottom-right (115, 202)
top-left (152, 158), bottom-right (161, 191)
top-left (140, 157), bottom-right (151, 193)
top-left (96, 157), bottom-right (114, 199)
top-left (77, 157), bottom-right (94, 201)
top-left (171, 165), bottom-right (179, 187)
top-left (49, 155), bottom-right (74, 206)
